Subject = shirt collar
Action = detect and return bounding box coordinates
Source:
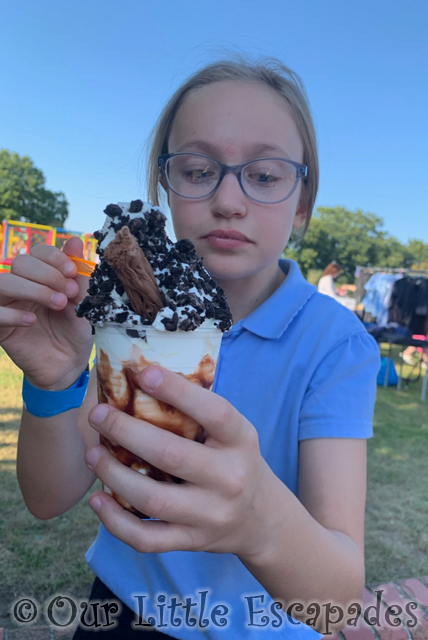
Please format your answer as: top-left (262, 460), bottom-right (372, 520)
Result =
top-left (232, 259), bottom-right (316, 340)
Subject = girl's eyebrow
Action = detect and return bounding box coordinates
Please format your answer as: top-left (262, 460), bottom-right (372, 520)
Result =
top-left (174, 140), bottom-right (290, 158)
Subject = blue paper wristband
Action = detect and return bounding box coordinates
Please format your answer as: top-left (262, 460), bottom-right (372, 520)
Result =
top-left (22, 369), bottom-right (90, 418)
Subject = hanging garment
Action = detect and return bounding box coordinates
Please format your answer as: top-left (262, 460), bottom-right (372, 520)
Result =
top-left (361, 273), bottom-right (403, 326)
top-left (355, 270), bottom-right (373, 304)
top-left (388, 277), bottom-right (428, 334)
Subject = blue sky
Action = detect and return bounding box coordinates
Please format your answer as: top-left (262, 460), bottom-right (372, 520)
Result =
top-left (1, 0), bottom-right (427, 243)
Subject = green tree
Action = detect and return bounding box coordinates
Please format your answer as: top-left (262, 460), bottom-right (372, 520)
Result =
top-left (284, 206), bottom-right (428, 281)
top-left (375, 235), bottom-right (413, 269)
top-left (285, 207), bottom-right (387, 279)
top-left (407, 239), bottom-right (428, 270)
top-left (0, 149), bottom-right (68, 226)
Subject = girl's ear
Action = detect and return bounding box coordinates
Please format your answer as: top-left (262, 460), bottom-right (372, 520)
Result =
top-left (292, 199), bottom-right (308, 229)
top-left (159, 172), bottom-right (167, 192)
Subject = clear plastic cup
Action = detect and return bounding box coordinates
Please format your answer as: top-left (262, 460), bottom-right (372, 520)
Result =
top-left (95, 323), bottom-right (222, 517)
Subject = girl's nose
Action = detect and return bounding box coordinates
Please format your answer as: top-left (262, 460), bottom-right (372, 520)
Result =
top-left (210, 173), bottom-right (247, 218)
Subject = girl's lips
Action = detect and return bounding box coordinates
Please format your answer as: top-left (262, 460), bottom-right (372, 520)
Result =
top-left (202, 229), bottom-right (252, 250)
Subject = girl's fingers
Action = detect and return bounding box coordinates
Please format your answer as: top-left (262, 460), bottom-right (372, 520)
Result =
top-left (1, 269), bottom-right (75, 311)
top-left (86, 446), bottom-right (204, 525)
top-left (0, 272), bottom-right (67, 310)
top-left (11, 253), bottom-right (79, 295)
top-left (139, 367), bottom-right (253, 446)
top-left (0, 306), bottom-right (36, 327)
top-left (88, 404), bottom-right (221, 486)
top-left (30, 241), bottom-right (90, 304)
top-left (62, 236), bottom-right (85, 261)
top-left (30, 243), bottom-right (78, 277)
top-left (62, 239), bottom-right (94, 303)
top-left (89, 490), bottom-right (201, 553)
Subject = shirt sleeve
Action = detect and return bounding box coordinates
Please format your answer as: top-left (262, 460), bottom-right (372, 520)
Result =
top-left (299, 330), bottom-right (380, 440)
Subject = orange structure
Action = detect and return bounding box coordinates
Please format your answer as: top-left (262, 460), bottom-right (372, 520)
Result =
top-left (0, 220), bottom-right (97, 272)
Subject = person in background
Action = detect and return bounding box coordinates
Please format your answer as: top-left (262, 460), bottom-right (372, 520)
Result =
top-left (318, 261), bottom-right (342, 299)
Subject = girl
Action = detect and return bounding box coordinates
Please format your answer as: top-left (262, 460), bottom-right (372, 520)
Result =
top-left (0, 58), bottom-right (379, 639)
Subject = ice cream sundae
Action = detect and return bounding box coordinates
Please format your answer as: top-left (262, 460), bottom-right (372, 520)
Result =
top-left (76, 200), bottom-right (232, 517)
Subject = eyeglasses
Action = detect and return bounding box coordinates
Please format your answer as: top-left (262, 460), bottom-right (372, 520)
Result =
top-left (158, 152), bottom-right (308, 204)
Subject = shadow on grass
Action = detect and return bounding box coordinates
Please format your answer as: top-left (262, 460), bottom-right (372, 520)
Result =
top-left (0, 459), bottom-right (16, 469)
top-left (0, 406), bottom-right (22, 432)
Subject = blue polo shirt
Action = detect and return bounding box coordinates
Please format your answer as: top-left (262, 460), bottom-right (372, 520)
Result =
top-left (86, 259), bottom-right (379, 639)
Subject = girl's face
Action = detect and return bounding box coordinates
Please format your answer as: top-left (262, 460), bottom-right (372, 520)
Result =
top-left (167, 80), bottom-right (307, 284)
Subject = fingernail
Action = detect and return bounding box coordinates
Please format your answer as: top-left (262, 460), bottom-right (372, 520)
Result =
top-left (22, 312), bottom-right (35, 325)
top-left (86, 448), bottom-right (101, 470)
top-left (90, 404), bottom-right (110, 425)
top-left (90, 496), bottom-right (102, 512)
top-left (65, 280), bottom-right (78, 297)
top-left (63, 261), bottom-right (76, 276)
top-left (51, 292), bottom-right (66, 307)
top-left (141, 368), bottom-right (164, 391)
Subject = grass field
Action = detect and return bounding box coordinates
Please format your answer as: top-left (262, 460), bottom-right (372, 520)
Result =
top-left (1, 344), bottom-right (428, 627)
top-left (0, 348), bottom-right (100, 628)
top-left (365, 344), bottom-right (428, 583)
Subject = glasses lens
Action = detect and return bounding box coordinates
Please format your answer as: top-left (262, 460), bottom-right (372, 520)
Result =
top-left (166, 154), bottom-right (220, 198)
top-left (242, 159), bottom-right (298, 202)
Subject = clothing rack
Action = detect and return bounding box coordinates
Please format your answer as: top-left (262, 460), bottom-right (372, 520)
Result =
top-left (357, 266), bottom-right (428, 401)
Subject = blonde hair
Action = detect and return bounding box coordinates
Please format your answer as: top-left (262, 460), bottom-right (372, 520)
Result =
top-left (147, 56), bottom-right (318, 232)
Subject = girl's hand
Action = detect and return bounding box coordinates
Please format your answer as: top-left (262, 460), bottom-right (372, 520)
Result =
top-left (86, 366), bottom-right (276, 562)
top-left (0, 237), bottom-right (93, 389)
